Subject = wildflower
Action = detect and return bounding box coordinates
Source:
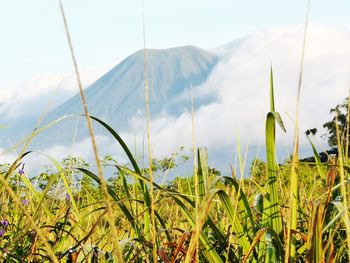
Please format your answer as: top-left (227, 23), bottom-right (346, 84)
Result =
top-left (65, 193), bottom-right (71, 201)
top-left (18, 163), bottom-right (25, 175)
top-left (0, 219), bottom-right (9, 227)
top-left (22, 199), bottom-right (29, 205)
top-left (0, 229), bottom-right (5, 237)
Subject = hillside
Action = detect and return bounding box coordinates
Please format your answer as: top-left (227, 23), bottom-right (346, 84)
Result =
top-left (18, 45), bottom-right (218, 148)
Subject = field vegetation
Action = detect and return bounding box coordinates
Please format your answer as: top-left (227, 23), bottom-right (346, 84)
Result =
top-left (1, 1), bottom-right (349, 262)
top-left (1, 72), bottom-right (349, 262)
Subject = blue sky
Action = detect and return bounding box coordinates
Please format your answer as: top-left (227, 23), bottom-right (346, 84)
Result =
top-left (1, 0), bottom-right (349, 87)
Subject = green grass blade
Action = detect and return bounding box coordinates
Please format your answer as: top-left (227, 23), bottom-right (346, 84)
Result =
top-left (270, 66), bottom-right (275, 112)
top-left (198, 147), bottom-right (209, 199)
top-left (2, 151), bottom-right (31, 182)
top-left (306, 137), bottom-right (326, 180)
top-left (262, 69), bottom-right (283, 262)
top-left (215, 189), bottom-right (252, 255)
top-left (33, 171), bottom-right (59, 218)
top-left (90, 116), bottom-right (141, 175)
top-left (90, 115), bottom-right (153, 243)
top-left (265, 233), bottom-right (277, 263)
top-left (115, 165), bottom-right (223, 262)
top-left (0, 115), bottom-right (73, 157)
top-left (171, 194), bottom-right (224, 262)
top-left (265, 112), bottom-right (282, 235)
top-left (78, 168), bottom-right (143, 238)
top-left (214, 176), bottom-right (256, 231)
top-left (40, 152), bottom-right (80, 218)
top-left (322, 199), bottom-right (345, 234)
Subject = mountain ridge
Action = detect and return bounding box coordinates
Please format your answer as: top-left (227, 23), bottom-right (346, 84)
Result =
top-left (22, 45), bottom-right (220, 147)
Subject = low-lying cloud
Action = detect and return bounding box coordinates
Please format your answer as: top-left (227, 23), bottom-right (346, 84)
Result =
top-left (141, 25), bottom-right (350, 157)
top-left (2, 25), bottom-right (350, 175)
top-left (0, 68), bottom-right (107, 122)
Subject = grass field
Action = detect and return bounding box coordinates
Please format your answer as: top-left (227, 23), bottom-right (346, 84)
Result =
top-left (0, 68), bottom-right (349, 262)
top-left (1, 1), bottom-right (350, 262)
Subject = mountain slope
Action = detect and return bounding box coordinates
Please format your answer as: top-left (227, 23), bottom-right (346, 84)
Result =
top-left (32, 45), bottom-right (218, 147)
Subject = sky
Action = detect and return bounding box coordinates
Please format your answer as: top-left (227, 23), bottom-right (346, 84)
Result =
top-left (1, 1), bottom-right (350, 175)
top-left (1, 0), bottom-right (349, 87)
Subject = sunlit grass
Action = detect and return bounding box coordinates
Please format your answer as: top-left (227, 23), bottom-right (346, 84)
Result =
top-left (1, 76), bottom-right (349, 261)
top-left (1, 1), bottom-right (349, 261)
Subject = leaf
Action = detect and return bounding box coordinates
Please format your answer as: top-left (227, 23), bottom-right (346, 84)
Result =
top-left (306, 137), bottom-right (326, 180)
top-left (272, 112), bottom-right (286, 133)
top-left (322, 198), bottom-right (345, 234)
top-left (198, 147), bottom-right (209, 199)
top-left (89, 115), bottom-right (152, 242)
top-left (79, 168), bottom-right (143, 238)
top-left (265, 112), bottom-right (282, 235)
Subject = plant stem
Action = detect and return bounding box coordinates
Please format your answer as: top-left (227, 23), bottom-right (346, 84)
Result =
top-left (58, 1), bottom-right (124, 261)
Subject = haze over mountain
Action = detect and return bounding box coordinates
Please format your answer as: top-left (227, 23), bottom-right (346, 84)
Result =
top-left (51, 46), bottom-right (217, 124)
top-left (6, 45), bottom-right (219, 148)
top-left (2, 26), bottom-right (350, 176)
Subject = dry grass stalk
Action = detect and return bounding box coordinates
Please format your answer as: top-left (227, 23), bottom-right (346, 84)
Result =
top-left (285, 0), bottom-right (311, 262)
top-left (142, 7), bottom-right (158, 262)
top-left (58, 1), bottom-right (124, 261)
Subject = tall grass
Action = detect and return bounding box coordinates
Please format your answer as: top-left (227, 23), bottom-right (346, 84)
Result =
top-left (336, 117), bottom-right (350, 259)
top-left (285, 1), bottom-right (310, 261)
top-left (258, 67), bottom-right (284, 262)
top-left (183, 86), bottom-right (200, 263)
top-left (142, 8), bottom-right (157, 262)
top-left (58, 1), bottom-right (124, 261)
top-left (1, 72), bottom-right (350, 262)
top-left (1, 1), bottom-right (350, 262)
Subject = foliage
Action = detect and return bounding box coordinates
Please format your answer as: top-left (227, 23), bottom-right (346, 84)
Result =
top-left (323, 97), bottom-right (349, 147)
top-left (0, 73), bottom-right (349, 262)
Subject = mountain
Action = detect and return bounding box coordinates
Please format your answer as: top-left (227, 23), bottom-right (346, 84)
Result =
top-left (23, 45), bottom-right (218, 148)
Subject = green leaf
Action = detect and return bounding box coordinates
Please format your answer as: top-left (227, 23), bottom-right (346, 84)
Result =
top-left (265, 112), bottom-right (282, 235)
top-left (198, 147), bottom-right (209, 199)
top-left (306, 137), bottom-right (326, 180)
top-left (272, 112), bottom-right (286, 132)
top-left (79, 168), bottom-right (143, 238)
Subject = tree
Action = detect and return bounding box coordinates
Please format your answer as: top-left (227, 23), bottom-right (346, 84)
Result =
top-left (323, 97), bottom-right (350, 148)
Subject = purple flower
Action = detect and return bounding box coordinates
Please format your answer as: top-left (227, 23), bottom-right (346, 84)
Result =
top-left (65, 193), bottom-right (71, 201)
top-left (0, 229), bottom-right (5, 237)
top-left (0, 220), bottom-right (9, 227)
top-left (18, 163), bottom-right (25, 175)
top-left (21, 199), bottom-right (29, 205)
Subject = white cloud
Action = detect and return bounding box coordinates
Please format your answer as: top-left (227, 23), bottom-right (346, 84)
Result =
top-left (0, 148), bottom-right (17, 166)
top-left (126, 25), bottom-right (350, 160)
top-left (3, 25), bottom-right (350, 174)
top-left (0, 135), bottom-right (130, 177)
top-left (42, 135), bottom-right (127, 164)
top-left (0, 68), bottom-right (107, 121)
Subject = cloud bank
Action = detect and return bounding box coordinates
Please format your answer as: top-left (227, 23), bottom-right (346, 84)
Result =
top-left (2, 25), bottom-right (350, 175)
top-left (0, 68), bottom-right (107, 122)
top-left (122, 25), bottom-right (350, 161)
top-left (50, 24), bottom-right (346, 173)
